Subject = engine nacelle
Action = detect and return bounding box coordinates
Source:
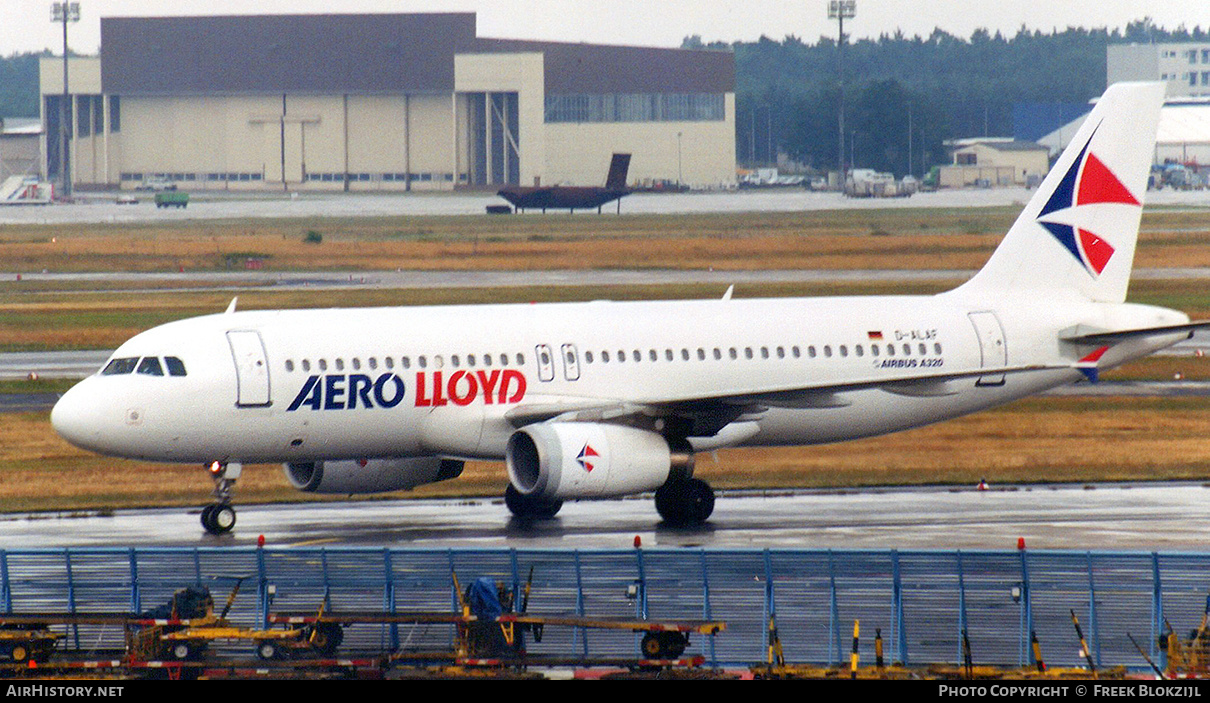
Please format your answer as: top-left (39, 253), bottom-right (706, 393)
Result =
top-left (284, 457), bottom-right (464, 494)
top-left (506, 423), bottom-right (691, 501)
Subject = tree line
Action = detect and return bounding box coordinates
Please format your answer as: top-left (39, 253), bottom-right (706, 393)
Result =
top-left (690, 20), bottom-right (1209, 176)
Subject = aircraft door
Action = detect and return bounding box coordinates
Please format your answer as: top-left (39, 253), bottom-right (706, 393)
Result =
top-left (561, 344), bottom-right (581, 381)
top-left (967, 311), bottom-right (1007, 386)
top-left (535, 344), bottom-right (555, 382)
top-left (227, 330), bottom-right (272, 407)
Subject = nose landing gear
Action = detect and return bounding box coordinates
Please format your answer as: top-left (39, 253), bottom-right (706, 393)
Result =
top-left (202, 461), bottom-right (241, 535)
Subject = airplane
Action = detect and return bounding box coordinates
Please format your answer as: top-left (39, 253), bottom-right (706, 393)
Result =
top-left (497, 153), bottom-right (631, 213)
top-left (52, 82), bottom-right (1203, 535)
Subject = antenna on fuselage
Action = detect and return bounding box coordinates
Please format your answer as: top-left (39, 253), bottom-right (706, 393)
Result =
top-left (722, 285), bottom-right (734, 301)
top-left (225, 297), bottom-right (238, 314)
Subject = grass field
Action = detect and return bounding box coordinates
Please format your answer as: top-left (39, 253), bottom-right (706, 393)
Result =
top-left (2, 205), bottom-right (1209, 513)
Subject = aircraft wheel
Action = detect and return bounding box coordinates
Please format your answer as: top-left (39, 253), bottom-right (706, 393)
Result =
top-left (504, 484), bottom-right (562, 519)
top-left (201, 504), bottom-right (236, 535)
top-left (9, 644), bottom-right (28, 663)
top-left (655, 478), bottom-right (715, 525)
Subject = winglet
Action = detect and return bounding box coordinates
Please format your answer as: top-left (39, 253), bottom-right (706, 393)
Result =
top-left (225, 297), bottom-right (238, 314)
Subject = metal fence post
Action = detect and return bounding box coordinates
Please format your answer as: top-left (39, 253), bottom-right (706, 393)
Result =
top-left (128, 548), bottom-right (140, 615)
top-left (892, 549), bottom-right (906, 666)
top-left (701, 549), bottom-right (716, 667)
top-left (0, 551), bottom-right (8, 614)
top-left (957, 550), bottom-right (968, 666)
top-left (828, 549), bottom-right (839, 667)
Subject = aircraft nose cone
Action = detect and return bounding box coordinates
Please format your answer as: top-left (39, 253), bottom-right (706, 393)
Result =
top-left (51, 382), bottom-right (102, 450)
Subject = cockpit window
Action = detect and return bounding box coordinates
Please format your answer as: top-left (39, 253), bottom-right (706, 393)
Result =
top-left (165, 357), bottom-right (187, 377)
top-left (101, 357), bottom-right (139, 375)
top-left (137, 357), bottom-right (164, 376)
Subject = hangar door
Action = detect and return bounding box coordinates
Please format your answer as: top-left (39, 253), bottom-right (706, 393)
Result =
top-left (227, 330), bottom-right (272, 407)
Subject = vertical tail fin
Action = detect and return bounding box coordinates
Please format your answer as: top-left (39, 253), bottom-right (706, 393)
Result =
top-left (605, 153), bottom-right (631, 190)
top-left (951, 82), bottom-right (1165, 304)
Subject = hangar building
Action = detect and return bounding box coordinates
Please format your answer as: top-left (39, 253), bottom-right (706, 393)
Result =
top-left (40, 13), bottom-right (736, 192)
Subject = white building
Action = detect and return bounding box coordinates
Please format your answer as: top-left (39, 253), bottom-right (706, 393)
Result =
top-left (1108, 43), bottom-right (1210, 99)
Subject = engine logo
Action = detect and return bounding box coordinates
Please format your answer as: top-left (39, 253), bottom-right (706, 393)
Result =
top-left (577, 444), bottom-right (599, 472)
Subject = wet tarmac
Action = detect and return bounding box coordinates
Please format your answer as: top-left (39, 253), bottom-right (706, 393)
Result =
top-left (4, 482), bottom-right (1210, 552)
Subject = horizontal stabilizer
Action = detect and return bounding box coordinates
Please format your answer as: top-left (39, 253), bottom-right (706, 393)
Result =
top-left (1060, 321), bottom-right (1210, 345)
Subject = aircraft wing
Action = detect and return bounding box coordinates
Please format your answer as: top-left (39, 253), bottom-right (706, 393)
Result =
top-left (506, 362), bottom-right (1069, 438)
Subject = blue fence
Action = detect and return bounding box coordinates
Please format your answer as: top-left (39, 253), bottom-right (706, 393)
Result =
top-left (1, 547), bottom-right (1207, 669)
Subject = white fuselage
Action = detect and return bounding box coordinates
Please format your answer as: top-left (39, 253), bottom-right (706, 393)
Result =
top-left (49, 291), bottom-right (1189, 467)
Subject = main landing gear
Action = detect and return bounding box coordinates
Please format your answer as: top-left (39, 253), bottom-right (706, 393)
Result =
top-left (655, 477), bottom-right (715, 526)
top-left (202, 461), bottom-right (241, 535)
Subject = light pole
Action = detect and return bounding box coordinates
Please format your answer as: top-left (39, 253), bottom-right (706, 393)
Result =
top-left (51, 1), bottom-right (80, 200)
top-left (827, 0), bottom-right (855, 188)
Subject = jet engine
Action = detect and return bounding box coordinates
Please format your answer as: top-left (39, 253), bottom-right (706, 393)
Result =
top-left (506, 422), bottom-right (692, 501)
top-left (284, 457), bottom-right (464, 494)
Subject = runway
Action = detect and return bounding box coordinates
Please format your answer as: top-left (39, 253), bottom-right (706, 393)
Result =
top-left (4, 482), bottom-right (1210, 551)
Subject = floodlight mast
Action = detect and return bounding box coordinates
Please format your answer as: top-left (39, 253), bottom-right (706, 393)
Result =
top-left (827, 0), bottom-right (855, 189)
top-left (50, 2), bottom-right (80, 200)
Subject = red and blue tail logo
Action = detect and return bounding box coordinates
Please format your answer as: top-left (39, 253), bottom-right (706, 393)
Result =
top-left (1036, 122), bottom-right (1140, 277)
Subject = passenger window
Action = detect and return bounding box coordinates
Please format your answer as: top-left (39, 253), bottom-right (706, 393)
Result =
top-left (648, 349), bottom-right (657, 362)
top-left (839, 345), bottom-right (847, 358)
top-left (761, 347), bottom-right (769, 359)
top-left (165, 356), bottom-right (187, 376)
top-left (665, 349), bottom-right (673, 361)
top-left (285, 360), bottom-right (295, 373)
top-left (871, 345), bottom-right (880, 357)
top-left (602, 351), bottom-right (611, 363)
top-left (319, 359), bottom-right (329, 371)
top-left (452, 355), bottom-right (461, 368)
top-left (713, 348), bottom-right (722, 360)
top-left (824, 346), bottom-right (832, 358)
top-left (919, 344), bottom-right (927, 356)
top-left (855, 345), bottom-right (864, 357)
top-left (585, 351), bottom-right (594, 364)
top-left (101, 357), bottom-right (139, 375)
top-left (352, 358), bottom-right (361, 371)
top-left (137, 357), bottom-right (165, 376)
top-left (368, 358), bottom-right (377, 370)
top-left (743, 347), bottom-right (752, 359)
top-left (401, 356), bottom-right (411, 369)
top-left (730, 348), bottom-right (738, 360)
top-left (517, 354), bottom-right (525, 366)
top-left (935, 343), bottom-right (943, 354)
top-left (682, 349), bottom-right (690, 361)
top-left (633, 350), bottom-right (641, 362)
top-left (808, 346), bottom-right (817, 358)
top-left (302, 359), bottom-right (312, 372)
top-left (792, 346), bottom-right (801, 358)
top-left (335, 358), bottom-right (345, 371)
top-left (483, 354), bottom-right (491, 367)
top-left (697, 348), bottom-right (705, 360)
top-left (418, 356), bottom-right (427, 369)
top-left (903, 344), bottom-right (911, 356)
top-left (777, 347), bottom-right (785, 359)
top-left (618, 350), bottom-right (626, 363)
top-left (468, 355), bottom-right (476, 367)
top-left (385, 357), bottom-right (394, 370)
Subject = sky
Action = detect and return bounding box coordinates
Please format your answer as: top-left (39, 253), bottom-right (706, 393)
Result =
top-left (0, 0), bottom-right (1203, 56)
